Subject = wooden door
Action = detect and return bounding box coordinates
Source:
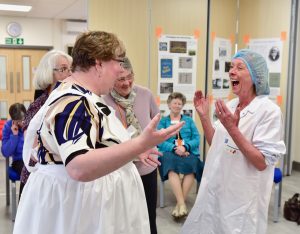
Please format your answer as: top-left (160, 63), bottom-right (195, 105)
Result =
top-left (0, 48), bottom-right (48, 119)
top-left (0, 49), bottom-right (15, 118)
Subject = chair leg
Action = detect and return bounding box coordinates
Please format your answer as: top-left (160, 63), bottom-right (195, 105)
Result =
top-left (273, 183), bottom-right (280, 223)
top-left (6, 158), bottom-right (10, 206)
top-left (159, 180), bottom-right (165, 208)
top-left (11, 181), bottom-right (17, 222)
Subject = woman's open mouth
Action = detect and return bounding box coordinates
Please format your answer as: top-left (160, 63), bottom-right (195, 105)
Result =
top-left (231, 79), bottom-right (239, 86)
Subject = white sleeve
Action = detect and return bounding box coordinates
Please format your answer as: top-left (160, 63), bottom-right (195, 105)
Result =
top-left (252, 106), bottom-right (286, 166)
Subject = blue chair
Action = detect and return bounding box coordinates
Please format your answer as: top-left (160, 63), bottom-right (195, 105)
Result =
top-left (7, 167), bottom-right (20, 221)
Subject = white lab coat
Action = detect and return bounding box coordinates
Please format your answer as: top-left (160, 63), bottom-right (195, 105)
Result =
top-left (181, 96), bottom-right (286, 234)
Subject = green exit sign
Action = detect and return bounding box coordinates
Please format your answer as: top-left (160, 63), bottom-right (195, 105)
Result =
top-left (5, 37), bottom-right (24, 45)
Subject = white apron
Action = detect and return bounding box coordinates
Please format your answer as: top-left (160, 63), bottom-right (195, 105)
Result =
top-left (14, 163), bottom-right (149, 234)
top-left (14, 83), bottom-right (150, 234)
top-left (181, 96), bottom-right (286, 234)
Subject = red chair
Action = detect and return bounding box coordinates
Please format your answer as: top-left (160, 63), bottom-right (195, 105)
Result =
top-left (0, 119), bottom-right (6, 140)
top-left (0, 120), bottom-right (10, 208)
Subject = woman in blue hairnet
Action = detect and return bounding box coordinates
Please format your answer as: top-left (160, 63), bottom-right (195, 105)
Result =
top-left (181, 49), bottom-right (286, 234)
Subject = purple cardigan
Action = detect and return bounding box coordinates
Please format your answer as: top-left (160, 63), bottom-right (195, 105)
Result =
top-left (103, 85), bottom-right (159, 175)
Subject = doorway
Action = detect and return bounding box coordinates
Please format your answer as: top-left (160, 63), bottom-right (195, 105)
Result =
top-left (0, 48), bottom-right (49, 119)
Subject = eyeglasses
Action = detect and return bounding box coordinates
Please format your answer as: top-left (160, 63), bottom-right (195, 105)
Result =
top-left (112, 58), bottom-right (125, 68)
top-left (53, 67), bottom-right (71, 73)
top-left (117, 74), bottom-right (134, 82)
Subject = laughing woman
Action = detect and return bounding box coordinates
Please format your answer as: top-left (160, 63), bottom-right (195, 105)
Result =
top-left (181, 49), bottom-right (286, 234)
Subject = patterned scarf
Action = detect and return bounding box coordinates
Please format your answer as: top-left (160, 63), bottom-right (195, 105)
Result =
top-left (110, 89), bottom-right (142, 138)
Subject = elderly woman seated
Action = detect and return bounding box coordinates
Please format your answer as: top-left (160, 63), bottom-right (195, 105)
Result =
top-left (157, 92), bottom-right (204, 218)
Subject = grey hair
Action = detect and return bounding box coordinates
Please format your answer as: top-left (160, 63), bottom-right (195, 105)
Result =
top-left (167, 92), bottom-right (186, 105)
top-left (33, 50), bottom-right (72, 90)
top-left (123, 56), bottom-right (134, 73)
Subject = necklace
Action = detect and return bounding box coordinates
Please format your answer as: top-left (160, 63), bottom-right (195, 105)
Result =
top-left (116, 104), bottom-right (127, 128)
top-left (170, 114), bottom-right (182, 145)
top-left (170, 113), bottom-right (181, 121)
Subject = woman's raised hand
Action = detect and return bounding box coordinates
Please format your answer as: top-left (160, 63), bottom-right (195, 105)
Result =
top-left (215, 99), bottom-right (240, 131)
top-left (140, 113), bottom-right (184, 149)
top-left (194, 90), bottom-right (209, 118)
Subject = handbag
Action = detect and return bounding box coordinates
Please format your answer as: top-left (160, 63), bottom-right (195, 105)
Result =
top-left (283, 193), bottom-right (300, 225)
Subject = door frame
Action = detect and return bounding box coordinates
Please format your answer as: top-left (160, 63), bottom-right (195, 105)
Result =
top-left (0, 45), bottom-right (53, 119)
top-left (0, 45), bottom-right (53, 50)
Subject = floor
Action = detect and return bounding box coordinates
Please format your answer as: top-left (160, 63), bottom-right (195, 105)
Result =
top-left (0, 156), bottom-right (299, 234)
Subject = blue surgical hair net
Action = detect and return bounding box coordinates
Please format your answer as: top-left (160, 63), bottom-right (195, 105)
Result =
top-left (232, 49), bottom-right (270, 96)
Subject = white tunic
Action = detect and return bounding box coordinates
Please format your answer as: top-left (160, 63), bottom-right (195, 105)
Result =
top-left (181, 96), bottom-right (286, 234)
top-left (14, 82), bottom-right (150, 234)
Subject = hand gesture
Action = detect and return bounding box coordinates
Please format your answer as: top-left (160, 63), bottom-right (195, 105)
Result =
top-left (194, 90), bottom-right (209, 118)
top-left (215, 99), bottom-right (240, 131)
top-left (139, 113), bottom-right (184, 150)
top-left (11, 121), bottom-right (19, 135)
top-left (138, 148), bottom-right (162, 167)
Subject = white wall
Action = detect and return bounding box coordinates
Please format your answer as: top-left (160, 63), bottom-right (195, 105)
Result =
top-left (0, 16), bottom-right (86, 51)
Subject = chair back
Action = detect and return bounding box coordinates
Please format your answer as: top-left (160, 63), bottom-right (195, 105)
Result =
top-left (8, 167), bottom-right (20, 182)
top-left (0, 119), bottom-right (6, 140)
top-left (273, 167), bottom-right (282, 184)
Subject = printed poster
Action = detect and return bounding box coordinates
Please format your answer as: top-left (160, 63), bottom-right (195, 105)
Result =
top-left (158, 35), bottom-right (198, 101)
top-left (248, 38), bottom-right (283, 98)
top-left (211, 37), bottom-right (232, 99)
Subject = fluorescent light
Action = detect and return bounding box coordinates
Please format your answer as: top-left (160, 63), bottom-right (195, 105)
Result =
top-left (0, 4), bottom-right (32, 12)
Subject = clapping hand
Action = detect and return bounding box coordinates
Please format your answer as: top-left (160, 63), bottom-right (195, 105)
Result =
top-left (194, 90), bottom-right (209, 118)
top-left (215, 99), bottom-right (240, 131)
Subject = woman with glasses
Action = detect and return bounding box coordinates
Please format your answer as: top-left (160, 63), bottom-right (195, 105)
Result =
top-left (14, 31), bottom-right (183, 234)
top-left (104, 57), bottom-right (160, 234)
top-left (18, 49), bottom-right (72, 198)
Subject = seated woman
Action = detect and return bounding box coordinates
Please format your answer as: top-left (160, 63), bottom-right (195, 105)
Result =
top-left (157, 92), bottom-right (204, 218)
top-left (1, 103), bottom-right (26, 176)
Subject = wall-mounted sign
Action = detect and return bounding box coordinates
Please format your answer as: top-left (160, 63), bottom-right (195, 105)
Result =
top-left (5, 37), bottom-right (24, 45)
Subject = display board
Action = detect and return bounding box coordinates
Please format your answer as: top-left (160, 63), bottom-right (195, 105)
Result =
top-left (157, 34), bottom-right (198, 101)
top-left (248, 38), bottom-right (283, 100)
